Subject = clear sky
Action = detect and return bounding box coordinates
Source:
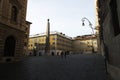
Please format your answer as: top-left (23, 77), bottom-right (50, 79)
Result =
top-left (26, 0), bottom-right (96, 37)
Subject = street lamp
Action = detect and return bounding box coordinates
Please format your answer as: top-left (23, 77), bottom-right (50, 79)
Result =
top-left (81, 17), bottom-right (95, 53)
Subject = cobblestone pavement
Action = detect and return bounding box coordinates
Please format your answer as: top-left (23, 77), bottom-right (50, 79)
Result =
top-left (0, 54), bottom-right (107, 80)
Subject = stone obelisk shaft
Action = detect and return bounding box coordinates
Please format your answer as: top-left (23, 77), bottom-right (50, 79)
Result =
top-left (45, 19), bottom-right (50, 55)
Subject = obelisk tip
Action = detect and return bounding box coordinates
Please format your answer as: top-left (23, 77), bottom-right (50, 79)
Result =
top-left (47, 19), bottom-right (49, 21)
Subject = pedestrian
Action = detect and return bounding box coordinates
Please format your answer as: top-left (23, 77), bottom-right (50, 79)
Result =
top-left (61, 52), bottom-right (63, 58)
top-left (29, 52), bottom-right (32, 56)
top-left (64, 52), bottom-right (67, 58)
top-left (51, 52), bottom-right (54, 56)
top-left (39, 52), bottom-right (41, 56)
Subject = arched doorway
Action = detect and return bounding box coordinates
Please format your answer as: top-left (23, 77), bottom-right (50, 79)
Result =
top-left (4, 36), bottom-right (16, 57)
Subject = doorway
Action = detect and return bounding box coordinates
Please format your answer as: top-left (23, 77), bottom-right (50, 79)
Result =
top-left (4, 36), bottom-right (16, 56)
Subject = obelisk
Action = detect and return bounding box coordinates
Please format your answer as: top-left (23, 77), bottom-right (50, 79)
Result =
top-left (45, 19), bottom-right (50, 55)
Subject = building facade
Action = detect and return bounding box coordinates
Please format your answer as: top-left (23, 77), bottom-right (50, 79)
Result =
top-left (28, 31), bottom-right (98, 56)
top-left (96, 0), bottom-right (120, 80)
top-left (28, 31), bottom-right (73, 56)
top-left (73, 35), bottom-right (98, 54)
top-left (0, 0), bottom-right (31, 62)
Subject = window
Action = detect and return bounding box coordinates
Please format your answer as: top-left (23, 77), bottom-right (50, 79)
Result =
top-left (11, 6), bottom-right (18, 22)
top-left (87, 42), bottom-right (89, 44)
top-left (52, 46), bottom-right (55, 49)
top-left (52, 38), bottom-right (55, 40)
top-left (24, 42), bottom-right (27, 46)
top-left (25, 34), bottom-right (27, 38)
top-left (94, 42), bottom-right (96, 44)
top-left (110, 0), bottom-right (120, 36)
top-left (25, 27), bottom-right (27, 31)
top-left (53, 42), bottom-right (55, 44)
top-left (0, 0), bottom-right (1, 12)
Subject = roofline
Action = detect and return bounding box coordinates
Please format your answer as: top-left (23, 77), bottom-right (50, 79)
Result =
top-left (29, 31), bottom-right (72, 40)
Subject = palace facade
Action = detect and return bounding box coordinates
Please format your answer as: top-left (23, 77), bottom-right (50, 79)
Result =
top-left (96, 0), bottom-right (120, 79)
top-left (0, 0), bottom-right (31, 62)
top-left (73, 35), bottom-right (98, 54)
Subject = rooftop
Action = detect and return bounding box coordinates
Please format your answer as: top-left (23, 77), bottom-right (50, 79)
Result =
top-left (29, 31), bottom-right (73, 40)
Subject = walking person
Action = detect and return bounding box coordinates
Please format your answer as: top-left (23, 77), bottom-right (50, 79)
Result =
top-left (61, 52), bottom-right (64, 58)
top-left (64, 51), bottom-right (67, 58)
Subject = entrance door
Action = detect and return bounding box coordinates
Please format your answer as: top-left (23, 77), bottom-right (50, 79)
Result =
top-left (4, 36), bottom-right (16, 56)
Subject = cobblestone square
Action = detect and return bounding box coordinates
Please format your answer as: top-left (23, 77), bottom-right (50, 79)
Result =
top-left (0, 54), bottom-right (107, 80)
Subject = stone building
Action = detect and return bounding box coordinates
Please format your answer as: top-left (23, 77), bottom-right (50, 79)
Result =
top-left (28, 31), bottom-right (73, 56)
top-left (73, 35), bottom-right (98, 54)
top-left (0, 0), bottom-right (31, 62)
top-left (28, 31), bottom-right (98, 56)
top-left (96, 0), bottom-right (120, 80)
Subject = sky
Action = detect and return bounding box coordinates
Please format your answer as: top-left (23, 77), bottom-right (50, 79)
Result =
top-left (26, 0), bottom-right (96, 37)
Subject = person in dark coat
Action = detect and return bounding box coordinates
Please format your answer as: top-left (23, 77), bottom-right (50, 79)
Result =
top-left (61, 52), bottom-right (64, 58)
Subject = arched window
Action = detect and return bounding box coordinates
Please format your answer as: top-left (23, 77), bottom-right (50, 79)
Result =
top-left (0, 0), bottom-right (1, 7)
top-left (11, 6), bottom-right (18, 22)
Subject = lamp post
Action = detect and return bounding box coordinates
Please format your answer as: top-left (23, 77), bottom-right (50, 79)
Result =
top-left (81, 17), bottom-right (95, 53)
